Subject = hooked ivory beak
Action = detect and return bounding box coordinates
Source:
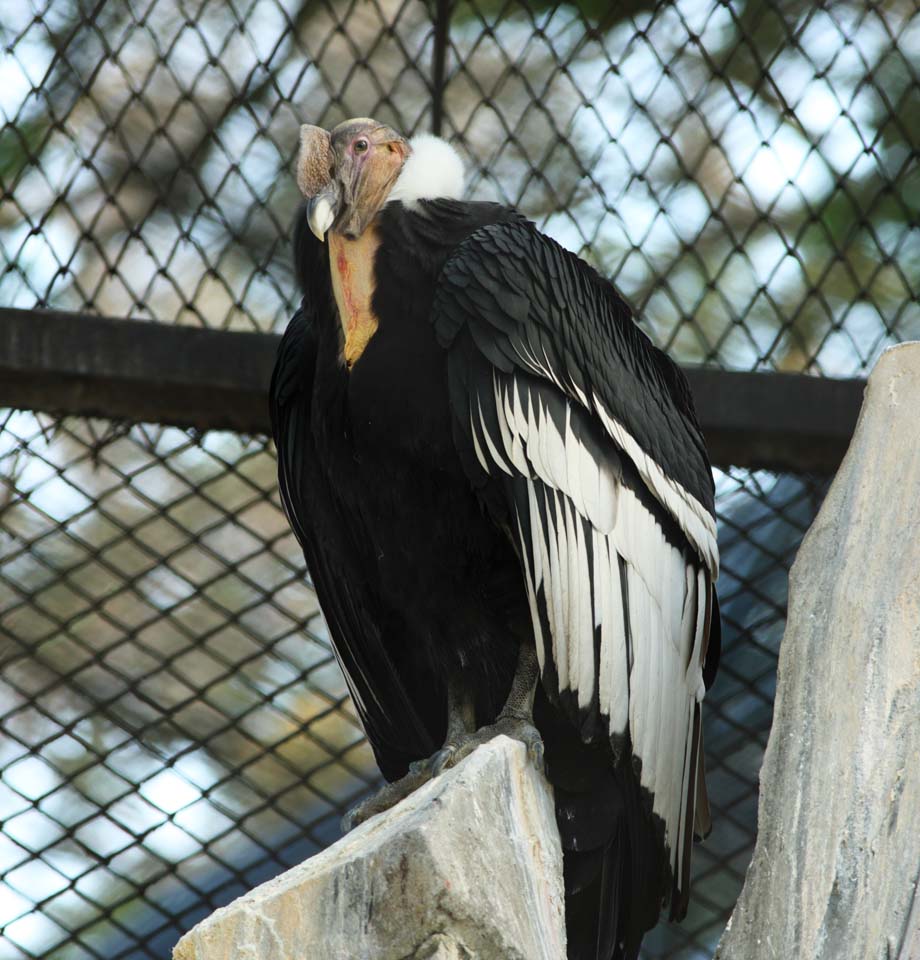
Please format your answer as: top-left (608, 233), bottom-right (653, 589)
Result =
top-left (307, 188), bottom-right (337, 242)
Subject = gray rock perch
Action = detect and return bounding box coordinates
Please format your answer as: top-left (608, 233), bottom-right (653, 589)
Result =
top-left (172, 736), bottom-right (566, 960)
top-left (716, 342), bottom-right (920, 959)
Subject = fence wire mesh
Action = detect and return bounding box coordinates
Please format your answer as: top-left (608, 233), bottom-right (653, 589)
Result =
top-left (0, 0), bottom-right (917, 957)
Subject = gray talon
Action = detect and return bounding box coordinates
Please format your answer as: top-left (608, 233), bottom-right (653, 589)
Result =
top-left (431, 746), bottom-right (456, 777)
top-left (529, 739), bottom-right (545, 769)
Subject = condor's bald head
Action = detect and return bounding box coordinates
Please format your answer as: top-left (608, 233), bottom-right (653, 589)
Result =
top-left (297, 118), bottom-right (409, 241)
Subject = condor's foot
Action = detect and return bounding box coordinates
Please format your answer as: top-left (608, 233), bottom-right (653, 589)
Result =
top-left (342, 647), bottom-right (544, 832)
top-left (340, 716), bottom-right (544, 833)
top-left (429, 644), bottom-right (546, 774)
top-left (340, 732), bottom-right (497, 832)
top-left (341, 763), bottom-right (435, 833)
top-left (431, 713), bottom-right (544, 776)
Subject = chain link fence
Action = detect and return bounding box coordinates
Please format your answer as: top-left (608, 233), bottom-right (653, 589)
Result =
top-left (1, 0), bottom-right (917, 957)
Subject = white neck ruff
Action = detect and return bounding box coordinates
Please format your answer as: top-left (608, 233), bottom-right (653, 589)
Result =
top-left (387, 133), bottom-right (465, 207)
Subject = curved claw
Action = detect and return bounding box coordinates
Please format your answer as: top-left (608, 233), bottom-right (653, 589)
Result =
top-left (447, 739), bottom-right (480, 769)
top-left (527, 737), bottom-right (545, 772)
top-left (340, 805), bottom-right (362, 834)
top-left (430, 746), bottom-right (457, 777)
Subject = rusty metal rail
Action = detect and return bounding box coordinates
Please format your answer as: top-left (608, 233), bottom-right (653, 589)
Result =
top-left (1, 307), bottom-right (863, 472)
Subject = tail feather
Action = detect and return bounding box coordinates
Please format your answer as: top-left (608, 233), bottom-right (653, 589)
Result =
top-left (537, 685), bottom-right (673, 960)
top-left (564, 842), bottom-right (623, 960)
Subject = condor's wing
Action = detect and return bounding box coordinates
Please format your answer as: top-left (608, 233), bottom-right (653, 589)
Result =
top-left (431, 220), bottom-right (720, 915)
top-left (270, 304), bottom-right (437, 782)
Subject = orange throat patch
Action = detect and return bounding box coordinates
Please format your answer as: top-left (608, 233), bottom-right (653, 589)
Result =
top-left (328, 228), bottom-right (381, 369)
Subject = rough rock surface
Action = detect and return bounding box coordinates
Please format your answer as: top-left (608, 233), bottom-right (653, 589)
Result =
top-left (173, 736), bottom-right (566, 960)
top-left (716, 343), bottom-right (920, 960)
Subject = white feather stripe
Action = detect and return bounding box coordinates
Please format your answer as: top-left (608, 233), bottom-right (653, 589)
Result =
top-left (604, 548), bottom-right (629, 735)
top-left (570, 379), bottom-right (590, 408)
top-left (540, 398), bottom-right (568, 491)
top-left (513, 336), bottom-right (550, 381)
top-left (645, 579), bottom-right (667, 804)
top-left (662, 648), bottom-right (686, 831)
top-left (515, 506), bottom-right (547, 676)
top-left (655, 619), bottom-right (689, 854)
top-left (493, 375), bottom-right (529, 474)
top-left (470, 406), bottom-right (490, 473)
top-left (552, 489), bottom-right (573, 691)
top-left (654, 678), bottom-right (676, 855)
top-left (510, 376), bottom-right (529, 441)
top-left (667, 547), bottom-right (687, 651)
top-left (508, 379), bottom-right (622, 535)
top-left (591, 455), bottom-right (619, 535)
top-left (579, 420), bottom-right (598, 526)
top-left (501, 381), bottom-right (530, 475)
top-left (687, 569), bottom-right (708, 701)
top-left (679, 566), bottom-right (699, 689)
top-left (614, 486), bottom-right (658, 612)
top-left (593, 536), bottom-right (614, 718)
top-left (618, 490), bottom-right (691, 826)
top-left (526, 480), bottom-right (545, 593)
top-left (526, 390), bottom-right (552, 489)
top-left (561, 496), bottom-right (580, 699)
top-left (593, 398), bottom-right (718, 576)
top-left (678, 565), bottom-right (697, 674)
top-left (655, 549), bottom-right (700, 849)
top-left (541, 342), bottom-right (564, 390)
top-left (664, 569), bottom-right (703, 881)
top-left (674, 699), bottom-right (696, 890)
top-left (680, 562), bottom-right (695, 626)
top-left (536, 399), bottom-right (553, 485)
top-left (643, 583), bottom-right (663, 798)
top-left (563, 405), bottom-right (585, 518)
top-left (626, 568), bottom-right (652, 764)
top-left (477, 396), bottom-right (513, 476)
top-left (492, 376), bottom-right (513, 452)
top-left (573, 510), bottom-right (596, 708)
top-left (592, 533), bottom-right (606, 632)
top-left (648, 543), bottom-right (684, 832)
top-left (510, 431), bottom-right (527, 474)
top-left (498, 376), bottom-right (512, 428)
top-left (543, 489), bottom-right (568, 690)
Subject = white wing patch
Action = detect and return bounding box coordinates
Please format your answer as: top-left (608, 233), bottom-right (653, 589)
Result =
top-left (594, 397), bottom-right (719, 577)
top-left (471, 369), bottom-right (716, 898)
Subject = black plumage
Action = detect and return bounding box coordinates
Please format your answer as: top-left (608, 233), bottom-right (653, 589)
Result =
top-left (271, 183), bottom-right (720, 959)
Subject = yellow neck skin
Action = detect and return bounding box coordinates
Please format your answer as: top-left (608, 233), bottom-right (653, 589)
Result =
top-left (328, 228), bottom-right (381, 369)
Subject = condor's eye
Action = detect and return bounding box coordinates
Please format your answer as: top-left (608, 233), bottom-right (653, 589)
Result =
top-left (354, 138), bottom-right (369, 153)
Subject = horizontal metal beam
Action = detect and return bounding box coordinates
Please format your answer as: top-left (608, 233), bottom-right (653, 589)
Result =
top-left (685, 366), bottom-right (864, 474)
top-left (0, 307), bottom-right (865, 473)
top-left (0, 308), bottom-right (278, 436)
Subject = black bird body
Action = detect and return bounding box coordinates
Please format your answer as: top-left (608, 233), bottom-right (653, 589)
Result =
top-left (272, 125), bottom-right (720, 960)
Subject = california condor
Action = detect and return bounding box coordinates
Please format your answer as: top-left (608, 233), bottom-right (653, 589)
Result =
top-left (270, 118), bottom-right (721, 960)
